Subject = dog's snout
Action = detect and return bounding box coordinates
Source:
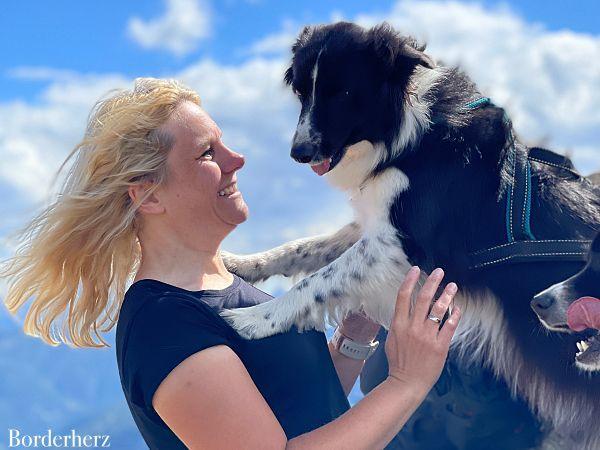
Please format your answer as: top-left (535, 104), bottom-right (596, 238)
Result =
top-left (291, 143), bottom-right (317, 163)
top-left (531, 293), bottom-right (555, 312)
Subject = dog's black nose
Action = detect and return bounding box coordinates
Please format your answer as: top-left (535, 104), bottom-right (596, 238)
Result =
top-left (531, 293), bottom-right (554, 311)
top-left (291, 143), bottom-right (317, 163)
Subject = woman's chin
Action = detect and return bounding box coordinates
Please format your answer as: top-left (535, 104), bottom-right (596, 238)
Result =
top-left (218, 202), bottom-right (249, 227)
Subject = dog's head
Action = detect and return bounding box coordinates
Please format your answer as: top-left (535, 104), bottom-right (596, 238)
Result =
top-left (284, 22), bottom-right (434, 185)
top-left (530, 232), bottom-right (600, 371)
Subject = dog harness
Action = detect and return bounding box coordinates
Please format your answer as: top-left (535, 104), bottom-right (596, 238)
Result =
top-left (463, 98), bottom-right (593, 270)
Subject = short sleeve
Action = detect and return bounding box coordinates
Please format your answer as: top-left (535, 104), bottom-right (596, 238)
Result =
top-left (122, 295), bottom-right (231, 410)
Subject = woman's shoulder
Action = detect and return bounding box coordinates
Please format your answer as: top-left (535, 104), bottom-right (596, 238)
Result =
top-left (115, 280), bottom-right (237, 412)
top-left (119, 279), bottom-right (209, 321)
top-left (116, 279), bottom-right (232, 351)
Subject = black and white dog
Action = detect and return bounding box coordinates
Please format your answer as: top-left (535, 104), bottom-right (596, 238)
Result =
top-left (532, 232), bottom-right (600, 372)
top-left (221, 22), bottom-right (600, 448)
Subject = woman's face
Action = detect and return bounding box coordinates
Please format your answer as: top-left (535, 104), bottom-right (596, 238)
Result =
top-left (156, 101), bottom-right (249, 243)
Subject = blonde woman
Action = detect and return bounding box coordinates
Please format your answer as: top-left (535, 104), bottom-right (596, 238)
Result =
top-left (2, 78), bottom-right (461, 449)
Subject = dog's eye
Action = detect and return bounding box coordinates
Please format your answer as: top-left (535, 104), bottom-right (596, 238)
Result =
top-left (344, 90), bottom-right (350, 96)
top-left (293, 88), bottom-right (302, 98)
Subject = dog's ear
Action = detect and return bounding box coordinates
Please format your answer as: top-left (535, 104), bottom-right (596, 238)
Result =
top-left (285, 25), bottom-right (319, 86)
top-left (291, 25), bottom-right (316, 55)
top-left (284, 66), bottom-right (294, 86)
top-left (368, 23), bottom-right (434, 83)
top-left (401, 43), bottom-right (435, 70)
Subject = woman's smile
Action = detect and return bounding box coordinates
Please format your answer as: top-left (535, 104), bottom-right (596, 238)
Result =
top-left (218, 182), bottom-right (240, 197)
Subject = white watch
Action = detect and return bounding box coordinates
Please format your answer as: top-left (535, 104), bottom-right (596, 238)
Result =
top-left (331, 328), bottom-right (379, 360)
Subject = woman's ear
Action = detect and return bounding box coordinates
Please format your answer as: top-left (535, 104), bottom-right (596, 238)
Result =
top-left (128, 182), bottom-right (165, 215)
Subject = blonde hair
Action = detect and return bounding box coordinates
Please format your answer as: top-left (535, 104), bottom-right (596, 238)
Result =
top-left (1, 78), bottom-right (200, 348)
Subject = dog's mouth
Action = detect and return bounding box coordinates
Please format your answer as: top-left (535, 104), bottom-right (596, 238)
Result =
top-left (537, 318), bottom-right (571, 332)
top-left (568, 297), bottom-right (600, 371)
top-left (575, 333), bottom-right (600, 371)
top-left (309, 147), bottom-right (346, 176)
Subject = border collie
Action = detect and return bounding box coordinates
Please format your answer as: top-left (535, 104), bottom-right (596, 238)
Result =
top-left (532, 233), bottom-right (600, 372)
top-left (221, 22), bottom-right (600, 448)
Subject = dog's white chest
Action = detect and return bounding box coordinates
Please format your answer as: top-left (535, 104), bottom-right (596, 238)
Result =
top-left (349, 167), bottom-right (409, 231)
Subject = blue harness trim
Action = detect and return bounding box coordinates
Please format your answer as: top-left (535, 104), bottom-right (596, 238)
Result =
top-left (461, 98), bottom-right (592, 270)
top-left (464, 97), bottom-right (491, 110)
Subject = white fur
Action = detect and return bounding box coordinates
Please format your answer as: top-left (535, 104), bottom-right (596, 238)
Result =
top-left (391, 66), bottom-right (446, 157)
top-left (221, 222), bottom-right (361, 283)
top-left (221, 167), bottom-right (412, 338)
top-left (325, 141), bottom-right (387, 191)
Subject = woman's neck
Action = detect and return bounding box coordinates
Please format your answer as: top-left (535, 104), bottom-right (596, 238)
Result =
top-left (134, 230), bottom-right (234, 291)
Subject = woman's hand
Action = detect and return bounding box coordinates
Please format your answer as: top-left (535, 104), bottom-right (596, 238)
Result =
top-left (385, 266), bottom-right (461, 394)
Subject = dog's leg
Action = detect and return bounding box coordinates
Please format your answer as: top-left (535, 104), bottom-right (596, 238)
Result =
top-left (220, 229), bottom-right (410, 339)
top-left (221, 222), bottom-right (361, 283)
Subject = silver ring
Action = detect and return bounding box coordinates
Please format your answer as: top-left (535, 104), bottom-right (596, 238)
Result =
top-left (427, 314), bottom-right (442, 324)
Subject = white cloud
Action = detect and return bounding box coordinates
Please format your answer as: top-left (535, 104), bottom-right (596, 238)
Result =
top-left (0, 73), bottom-right (129, 201)
top-left (246, 20), bottom-right (298, 57)
top-left (127, 0), bottom-right (212, 56)
top-left (6, 67), bottom-right (81, 82)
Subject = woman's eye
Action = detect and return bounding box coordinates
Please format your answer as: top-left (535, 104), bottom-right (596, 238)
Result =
top-left (293, 88), bottom-right (302, 98)
top-left (197, 148), bottom-right (214, 160)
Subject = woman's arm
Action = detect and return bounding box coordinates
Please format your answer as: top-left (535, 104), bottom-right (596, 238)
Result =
top-left (153, 345), bottom-right (287, 450)
top-left (153, 267), bottom-right (460, 450)
top-left (328, 311), bottom-right (381, 396)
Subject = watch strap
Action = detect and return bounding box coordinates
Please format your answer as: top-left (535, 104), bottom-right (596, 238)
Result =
top-left (331, 328), bottom-right (379, 360)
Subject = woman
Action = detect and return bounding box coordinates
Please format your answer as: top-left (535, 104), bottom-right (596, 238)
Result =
top-left (2, 78), bottom-right (461, 449)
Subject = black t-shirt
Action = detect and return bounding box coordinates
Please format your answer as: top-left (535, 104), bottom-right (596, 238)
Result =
top-left (115, 274), bottom-right (350, 449)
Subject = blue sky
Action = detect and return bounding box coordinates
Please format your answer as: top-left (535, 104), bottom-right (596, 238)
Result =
top-left (0, 1), bottom-right (598, 445)
top-left (1, 0), bottom-right (599, 103)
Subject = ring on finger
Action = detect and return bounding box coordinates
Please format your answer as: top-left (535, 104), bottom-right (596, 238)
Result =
top-left (427, 314), bottom-right (442, 324)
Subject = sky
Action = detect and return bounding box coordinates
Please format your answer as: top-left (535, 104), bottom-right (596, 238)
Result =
top-left (0, 0), bottom-right (598, 444)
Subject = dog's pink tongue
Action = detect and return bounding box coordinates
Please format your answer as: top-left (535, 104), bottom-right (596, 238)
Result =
top-left (310, 160), bottom-right (330, 176)
top-left (567, 297), bottom-right (600, 331)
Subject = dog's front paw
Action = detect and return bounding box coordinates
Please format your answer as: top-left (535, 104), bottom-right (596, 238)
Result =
top-left (220, 303), bottom-right (288, 339)
top-left (221, 250), bottom-right (244, 277)
top-left (221, 251), bottom-right (267, 283)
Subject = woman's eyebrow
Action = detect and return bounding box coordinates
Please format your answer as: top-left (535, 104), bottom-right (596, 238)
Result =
top-left (195, 136), bottom-right (212, 149)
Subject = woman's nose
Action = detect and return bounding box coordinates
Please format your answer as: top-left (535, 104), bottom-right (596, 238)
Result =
top-left (221, 147), bottom-right (245, 173)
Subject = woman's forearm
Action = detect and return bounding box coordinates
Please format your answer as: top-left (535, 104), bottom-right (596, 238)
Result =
top-left (328, 341), bottom-right (366, 396)
top-left (286, 377), bottom-right (428, 450)
top-left (328, 312), bottom-right (381, 396)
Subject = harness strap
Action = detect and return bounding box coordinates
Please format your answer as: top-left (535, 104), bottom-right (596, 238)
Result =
top-left (462, 99), bottom-right (591, 270)
top-left (469, 240), bottom-right (591, 270)
top-left (505, 143), bottom-right (535, 242)
top-left (528, 147), bottom-right (581, 178)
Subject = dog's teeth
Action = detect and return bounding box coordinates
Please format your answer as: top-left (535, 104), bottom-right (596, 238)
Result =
top-left (581, 340), bottom-right (589, 351)
top-left (577, 342), bottom-right (583, 352)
